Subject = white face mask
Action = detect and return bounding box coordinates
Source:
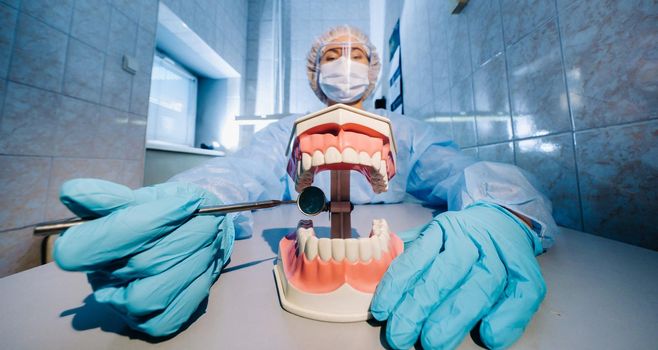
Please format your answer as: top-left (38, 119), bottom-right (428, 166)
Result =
top-left (319, 57), bottom-right (370, 104)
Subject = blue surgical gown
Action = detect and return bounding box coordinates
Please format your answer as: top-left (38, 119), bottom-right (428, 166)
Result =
top-left (171, 111), bottom-right (556, 252)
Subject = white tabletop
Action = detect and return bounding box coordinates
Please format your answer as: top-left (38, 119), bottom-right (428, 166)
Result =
top-left (1, 203), bottom-right (657, 349)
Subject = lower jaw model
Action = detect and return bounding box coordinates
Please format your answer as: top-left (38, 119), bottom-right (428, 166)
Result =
top-left (274, 104), bottom-right (403, 322)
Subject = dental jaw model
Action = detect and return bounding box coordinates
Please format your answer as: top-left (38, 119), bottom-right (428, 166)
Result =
top-left (273, 103), bottom-right (403, 322)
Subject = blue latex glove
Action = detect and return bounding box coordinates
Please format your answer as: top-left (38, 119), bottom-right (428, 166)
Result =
top-left (371, 201), bottom-right (545, 350)
top-left (53, 179), bottom-right (235, 337)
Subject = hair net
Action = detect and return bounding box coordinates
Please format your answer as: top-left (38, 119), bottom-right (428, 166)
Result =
top-left (306, 25), bottom-right (381, 104)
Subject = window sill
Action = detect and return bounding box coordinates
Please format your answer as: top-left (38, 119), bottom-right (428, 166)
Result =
top-left (146, 140), bottom-right (225, 157)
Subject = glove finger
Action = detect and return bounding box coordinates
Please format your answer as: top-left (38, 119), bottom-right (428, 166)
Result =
top-left (126, 217), bottom-right (233, 337)
top-left (395, 222), bottom-right (429, 246)
top-left (478, 224), bottom-right (546, 348)
top-left (370, 220), bottom-right (444, 321)
top-left (61, 179), bottom-right (214, 217)
top-left (385, 219), bottom-right (479, 349)
top-left (60, 179), bottom-right (135, 217)
top-left (54, 196), bottom-right (201, 271)
top-left (109, 215), bottom-right (223, 279)
top-left (93, 228), bottom-right (224, 316)
top-left (209, 212), bottom-right (235, 280)
top-left (127, 261), bottom-right (218, 337)
top-left (420, 232), bottom-right (507, 350)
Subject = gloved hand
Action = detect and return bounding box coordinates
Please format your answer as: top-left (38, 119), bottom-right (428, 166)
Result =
top-left (53, 179), bottom-right (235, 337)
top-left (371, 201), bottom-right (545, 350)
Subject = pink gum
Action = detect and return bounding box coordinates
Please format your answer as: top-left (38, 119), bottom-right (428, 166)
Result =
top-left (279, 234), bottom-right (404, 294)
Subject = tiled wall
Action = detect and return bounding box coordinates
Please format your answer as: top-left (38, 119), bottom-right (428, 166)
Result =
top-left (244, 0), bottom-right (370, 116)
top-left (0, 0), bottom-right (250, 277)
top-left (0, 0), bottom-right (158, 277)
top-left (393, 0), bottom-right (657, 250)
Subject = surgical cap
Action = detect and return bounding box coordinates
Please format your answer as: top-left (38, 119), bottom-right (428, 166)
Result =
top-left (306, 25), bottom-right (381, 104)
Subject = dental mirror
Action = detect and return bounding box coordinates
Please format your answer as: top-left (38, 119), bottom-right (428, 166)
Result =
top-left (297, 186), bottom-right (328, 216)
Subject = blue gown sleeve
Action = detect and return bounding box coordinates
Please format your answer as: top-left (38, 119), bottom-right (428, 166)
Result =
top-left (169, 116), bottom-right (297, 239)
top-left (404, 116), bottom-right (556, 252)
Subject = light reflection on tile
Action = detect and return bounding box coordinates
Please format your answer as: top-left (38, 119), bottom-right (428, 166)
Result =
top-left (560, 1), bottom-right (658, 130)
top-left (467, 0), bottom-right (503, 68)
top-left (126, 113), bottom-right (147, 160)
top-left (0, 82), bottom-right (59, 156)
top-left (575, 120), bottom-right (658, 249)
top-left (515, 133), bottom-right (582, 230)
top-left (0, 3), bottom-right (17, 79)
top-left (451, 76), bottom-right (477, 148)
top-left (473, 55), bottom-right (513, 144)
top-left (130, 71), bottom-right (151, 116)
top-left (478, 142), bottom-right (514, 164)
top-left (507, 19), bottom-right (571, 138)
top-left (500, 0), bottom-right (556, 46)
top-left (9, 13), bottom-right (68, 92)
top-left (94, 106), bottom-right (131, 159)
top-left (425, 87), bottom-right (453, 141)
top-left (0, 155), bottom-right (51, 230)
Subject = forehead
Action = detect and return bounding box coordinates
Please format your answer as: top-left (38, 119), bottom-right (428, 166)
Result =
top-left (328, 34), bottom-right (360, 44)
top-left (321, 34), bottom-right (369, 55)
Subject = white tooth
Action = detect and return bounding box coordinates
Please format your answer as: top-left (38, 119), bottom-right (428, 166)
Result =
top-left (379, 160), bottom-right (387, 178)
top-left (302, 153), bottom-right (312, 171)
top-left (312, 150), bottom-right (325, 166)
top-left (359, 238), bottom-right (372, 262)
top-left (359, 151), bottom-right (371, 166)
top-left (345, 238), bottom-right (359, 263)
top-left (296, 159), bottom-right (302, 177)
top-left (380, 219), bottom-right (390, 235)
top-left (342, 148), bottom-right (358, 164)
top-left (379, 235), bottom-right (389, 252)
top-left (305, 236), bottom-right (318, 260)
top-left (332, 239), bottom-right (345, 261)
top-left (371, 220), bottom-right (381, 236)
top-left (297, 228), bottom-right (310, 255)
top-left (372, 152), bottom-right (381, 170)
top-left (382, 223), bottom-right (389, 235)
top-left (370, 236), bottom-right (382, 260)
top-left (318, 238), bottom-right (332, 262)
top-left (325, 147), bottom-right (342, 164)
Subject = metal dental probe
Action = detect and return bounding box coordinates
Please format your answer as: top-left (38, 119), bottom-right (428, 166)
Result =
top-left (33, 186), bottom-right (339, 236)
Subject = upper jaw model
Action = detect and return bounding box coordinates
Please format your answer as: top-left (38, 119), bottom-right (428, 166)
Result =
top-left (274, 103), bottom-right (403, 322)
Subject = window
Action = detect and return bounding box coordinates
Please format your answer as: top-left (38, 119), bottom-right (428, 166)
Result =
top-left (146, 54), bottom-right (198, 147)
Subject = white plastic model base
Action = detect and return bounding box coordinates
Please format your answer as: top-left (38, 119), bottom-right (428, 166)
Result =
top-left (273, 262), bottom-right (373, 322)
